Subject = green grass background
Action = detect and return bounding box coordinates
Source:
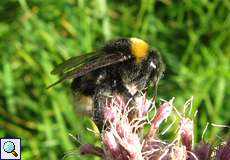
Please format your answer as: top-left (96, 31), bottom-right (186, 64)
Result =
top-left (0, 0), bottom-right (229, 159)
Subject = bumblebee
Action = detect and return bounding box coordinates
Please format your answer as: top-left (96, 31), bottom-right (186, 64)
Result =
top-left (48, 37), bottom-right (164, 130)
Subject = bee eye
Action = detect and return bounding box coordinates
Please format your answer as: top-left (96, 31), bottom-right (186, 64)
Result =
top-left (150, 61), bottom-right (156, 69)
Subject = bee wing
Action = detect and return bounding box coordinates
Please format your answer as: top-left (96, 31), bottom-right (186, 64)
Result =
top-left (51, 52), bottom-right (101, 75)
top-left (47, 52), bottom-right (129, 88)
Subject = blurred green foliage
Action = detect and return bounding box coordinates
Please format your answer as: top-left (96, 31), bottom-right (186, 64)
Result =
top-left (0, 0), bottom-right (229, 159)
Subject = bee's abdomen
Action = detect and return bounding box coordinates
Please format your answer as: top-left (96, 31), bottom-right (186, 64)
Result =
top-left (72, 92), bottom-right (93, 116)
top-left (71, 77), bottom-right (96, 96)
top-left (71, 69), bottom-right (107, 95)
top-left (71, 70), bottom-right (109, 128)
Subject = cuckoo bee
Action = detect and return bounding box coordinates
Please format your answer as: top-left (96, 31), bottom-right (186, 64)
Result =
top-left (48, 38), bottom-right (164, 130)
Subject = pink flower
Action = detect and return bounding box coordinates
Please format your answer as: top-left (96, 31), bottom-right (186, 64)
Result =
top-left (78, 93), bottom-right (230, 160)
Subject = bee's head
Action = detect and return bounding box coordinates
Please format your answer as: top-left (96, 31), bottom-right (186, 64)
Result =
top-left (147, 48), bottom-right (165, 97)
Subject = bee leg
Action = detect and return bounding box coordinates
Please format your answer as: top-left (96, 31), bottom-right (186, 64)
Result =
top-left (93, 84), bottom-right (112, 131)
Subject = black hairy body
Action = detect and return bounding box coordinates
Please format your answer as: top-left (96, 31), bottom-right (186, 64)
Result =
top-left (49, 38), bottom-right (164, 130)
